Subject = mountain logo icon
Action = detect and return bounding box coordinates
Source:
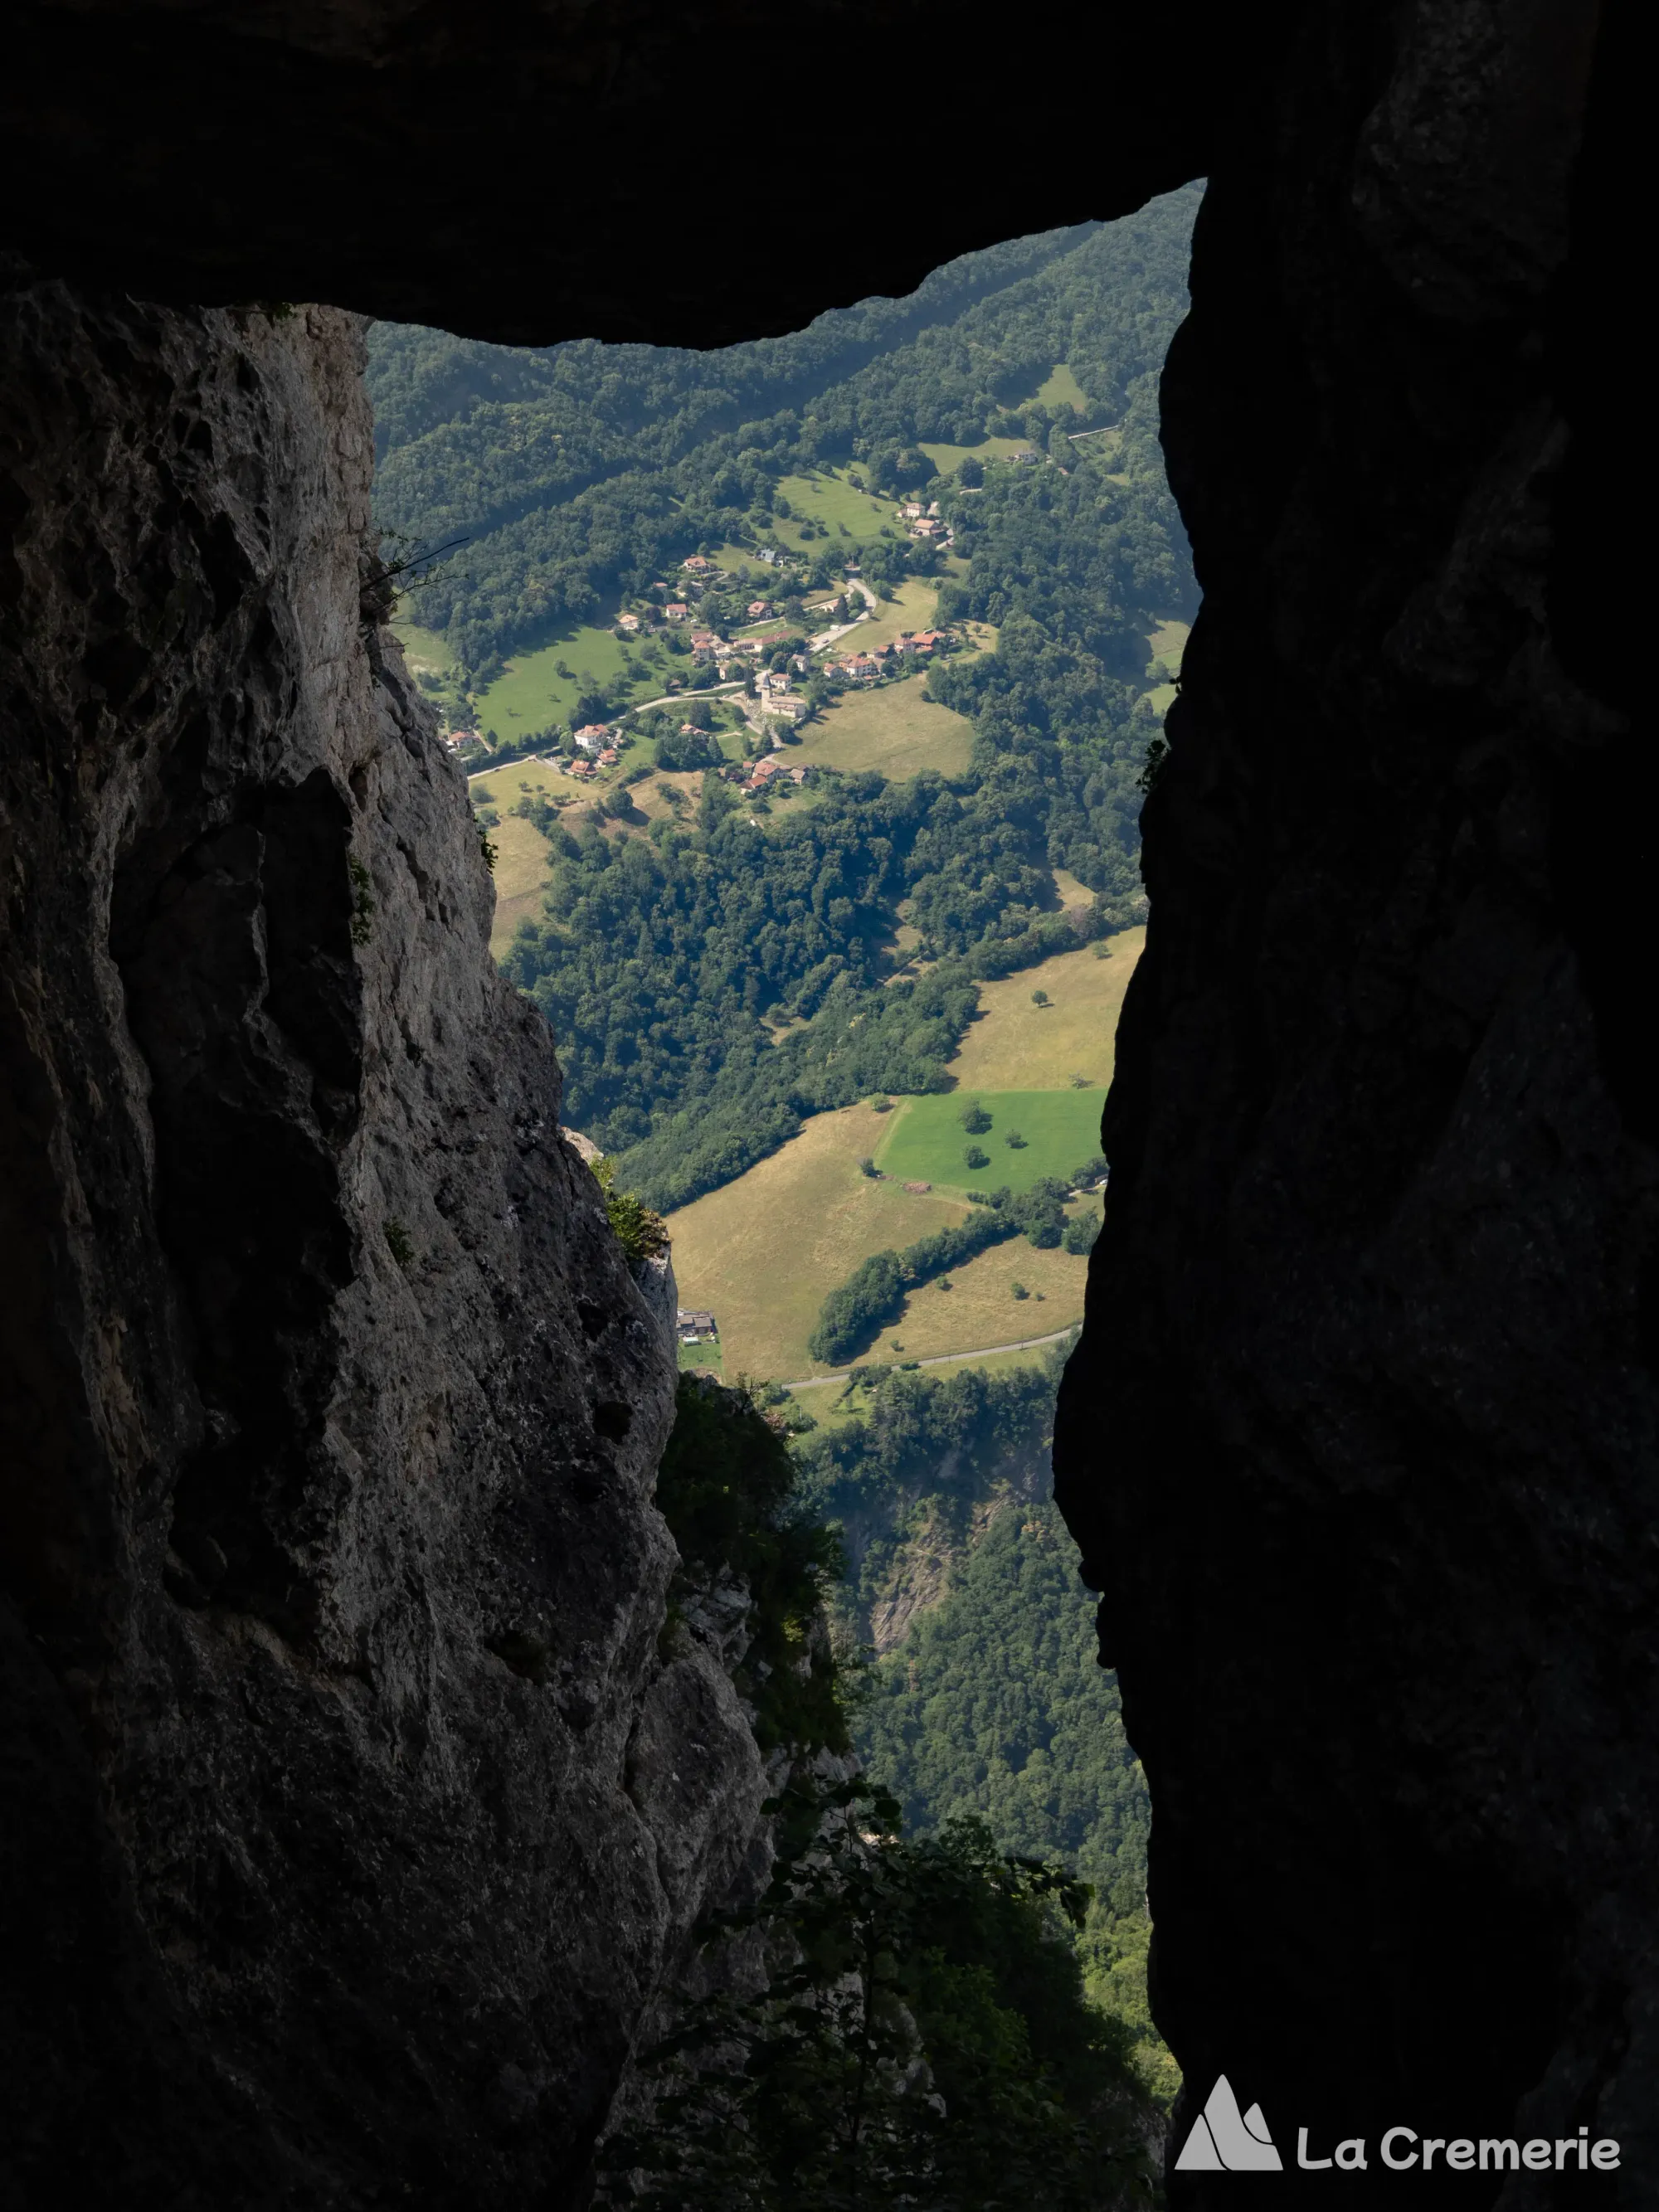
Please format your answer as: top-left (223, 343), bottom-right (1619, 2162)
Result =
top-left (1174, 2075), bottom-right (1284, 2171)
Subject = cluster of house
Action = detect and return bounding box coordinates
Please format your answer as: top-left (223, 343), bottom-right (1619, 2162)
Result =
top-left (677, 1307), bottom-right (718, 1344)
top-left (741, 755), bottom-right (808, 796)
top-left (900, 498), bottom-right (950, 544)
top-left (825, 628), bottom-right (951, 684)
top-left (558, 722), bottom-right (622, 779)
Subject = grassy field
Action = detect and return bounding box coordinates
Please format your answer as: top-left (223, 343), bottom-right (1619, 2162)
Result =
top-left (1032, 363), bottom-right (1089, 412)
top-left (469, 756), bottom-right (567, 808)
top-left (392, 619), bottom-right (457, 673)
top-left (664, 1091), bottom-right (1092, 1383)
top-left (667, 1101), bottom-right (974, 1380)
top-left (774, 469), bottom-right (902, 547)
top-left (917, 434), bottom-right (1036, 474)
top-left (472, 620), bottom-right (669, 739)
top-left (663, 934), bottom-right (1142, 1381)
top-left (947, 931), bottom-right (1145, 1091)
top-left (708, 542), bottom-right (763, 576)
top-left (844, 1231), bottom-right (1089, 1369)
top-left (487, 816), bottom-right (556, 955)
top-left (1147, 616), bottom-right (1190, 670)
top-left (800, 673), bottom-right (974, 781)
top-left (469, 758), bottom-right (570, 951)
top-left (873, 1089), bottom-right (1106, 1194)
top-left (849, 579), bottom-right (943, 654)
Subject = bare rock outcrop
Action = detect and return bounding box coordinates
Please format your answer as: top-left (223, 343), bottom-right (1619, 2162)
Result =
top-left (0, 278), bottom-right (764, 2207)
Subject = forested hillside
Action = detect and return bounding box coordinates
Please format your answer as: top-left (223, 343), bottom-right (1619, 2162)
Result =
top-left (369, 201), bottom-right (1192, 672)
top-left (791, 1352), bottom-right (1175, 2098)
top-left (367, 188), bottom-right (1198, 1212)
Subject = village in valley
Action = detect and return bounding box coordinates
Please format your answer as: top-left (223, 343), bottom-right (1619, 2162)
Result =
top-left (397, 459), bottom-right (1027, 824)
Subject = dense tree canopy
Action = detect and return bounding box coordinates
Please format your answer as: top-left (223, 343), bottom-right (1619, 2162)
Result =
top-left (367, 197), bottom-right (1194, 672)
top-left (792, 1353), bottom-right (1175, 2095)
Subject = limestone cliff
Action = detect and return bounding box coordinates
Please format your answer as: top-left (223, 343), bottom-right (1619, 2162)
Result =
top-left (0, 278), bottom-right (764, 2206)
top-left (1054, 0), bottom-right (1653, 2189)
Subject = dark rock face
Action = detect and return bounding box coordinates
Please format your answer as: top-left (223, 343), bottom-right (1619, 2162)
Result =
top-left (1, 1), bottom-right (1269, 344)
top-left (0, 281), bottom-right (765, 2206)
top-left (1055, 0), bottom-right (1652, 2194)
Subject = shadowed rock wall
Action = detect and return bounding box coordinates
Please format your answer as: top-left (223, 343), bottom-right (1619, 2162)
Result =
top-left (1, 0), bottom-right (1272, 343)
top-left (1055, 0), bottom-right (1652, 2196)
top-left (0, 280), bottom-right (765, 2206)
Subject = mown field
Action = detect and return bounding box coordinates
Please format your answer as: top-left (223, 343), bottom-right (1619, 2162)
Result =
top-left (1144, 616), bottom-right (1189, 717)
top-left (873, 1088), bottom-right (1106, 1195)
top-left (849, 578), bottom-right (944, 654)
top-left (947, 930), bottom-right (1144, 1091)
top-left (470, 620), bottom-right (648, 739)
top-left (1031, 362), bottom-right (1090, 411)
top-left (917, 433), bottom-right (1037, 474)
top-left (774, 469), bottom-right (903, 547)
top-left (486, 815), bottom-right (557, 955)
top-left (664, 928), bottom-right (1142, 1381)
top-left (791, 1338), bottom-right (1063, 1421)
top-left (665, 1089), bottom-right (1093, 1382)
top-left (799, 673), bottom-right (974, 781)
top-left (665, 1101), bottom-right (972, 1380)
top-left (837, 1227), bottom-right (1092, 1373)
top-left (394, 619), bottom-right (457, 674)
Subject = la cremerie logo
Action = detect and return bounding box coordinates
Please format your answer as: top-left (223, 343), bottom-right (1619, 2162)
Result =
top-left (1174, 2077), bottom-right (1621, 2177)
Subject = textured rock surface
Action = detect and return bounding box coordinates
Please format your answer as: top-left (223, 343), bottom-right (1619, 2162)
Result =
top-left (0, 279), bottom-right (765, 2206)
top-left (1055, 0), bottom-right (1652, 2195)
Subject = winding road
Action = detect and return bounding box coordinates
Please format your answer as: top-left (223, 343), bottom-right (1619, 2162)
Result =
top-left (781, 1325), bottom-right (1076, 1392)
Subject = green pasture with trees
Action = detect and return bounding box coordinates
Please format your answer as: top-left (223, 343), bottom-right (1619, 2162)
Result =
top-left (874, 1089), bottom-right (1107, 1194)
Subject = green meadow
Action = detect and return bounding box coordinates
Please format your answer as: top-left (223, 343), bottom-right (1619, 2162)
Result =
top-left (393, 619), bottom-right (458, 673)
top-left (1032, 362), bottom-right (1090, 411)
top-left (873, 1088), bottom-right (1107, 1194)
top-left (917, 433), bottom-right (1039, 474)
top-left (471, 620), bottom-right (662, 739)
top-left (798, 673), bottom-right (974, 782)
top-left (773, 469), bottom-right (904, 548)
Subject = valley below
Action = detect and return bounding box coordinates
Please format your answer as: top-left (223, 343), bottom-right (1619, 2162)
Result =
top-left (372, 190), bottom-right (1199, 2146)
